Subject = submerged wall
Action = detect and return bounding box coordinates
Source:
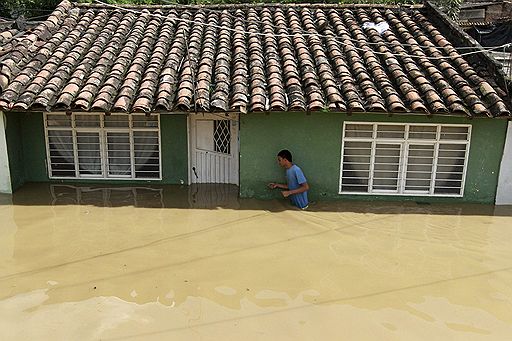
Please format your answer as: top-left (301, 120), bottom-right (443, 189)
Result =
top-left (5, 112), bottom-right (27, 191)
top-left (5, 112), bottom-right (189, 190)
top-left (239, 112), bottom-right (507, 204)
top-left (5, 111), bottom-right (507, 204)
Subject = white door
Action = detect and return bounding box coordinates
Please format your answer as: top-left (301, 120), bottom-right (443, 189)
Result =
top-left (189, 113), bottom-right (239, 185)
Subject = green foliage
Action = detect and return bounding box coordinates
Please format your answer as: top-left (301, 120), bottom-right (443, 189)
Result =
top-left (77, 0), bottom-right (172, 4)
top-left (434, 0), bottom-right (462, 19)
top-left (0, 0), bottom-right (61, 19)
top-left (1, 0), bottom-right (419, 19)
top-left (0, 0), bottom-right (425, 20)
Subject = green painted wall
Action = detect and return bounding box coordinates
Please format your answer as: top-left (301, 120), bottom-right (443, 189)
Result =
top-left (239, 112), bottom-right (507, 204)
top-left (5, 113), bottom-right (189, 188)
top-left (5, 112), bottom-right (25, 190)
top-left (6, 111), bottom-right (507, 203)
top-left (160, 114), bottom-right (188, 184)
top-left (22, 112), bottom-right (48, 182)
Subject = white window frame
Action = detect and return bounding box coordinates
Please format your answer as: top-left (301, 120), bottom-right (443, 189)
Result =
top-left (44, 112), bottom-right (162, 180)
top-left (339, 122), bottom-right (472, 197)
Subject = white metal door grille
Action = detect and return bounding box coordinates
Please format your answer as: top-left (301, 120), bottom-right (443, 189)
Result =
top-left (214, 120), bottom-right (231, 154)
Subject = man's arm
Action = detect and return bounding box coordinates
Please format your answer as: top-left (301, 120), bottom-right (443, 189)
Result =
top-left (282, 182), bottom-right (309, 198)
top-left (268, 182), bottom-right (288, 190)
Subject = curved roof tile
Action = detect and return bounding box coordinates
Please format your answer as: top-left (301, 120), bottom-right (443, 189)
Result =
top-left (0, 0), bottom-right (510, 117)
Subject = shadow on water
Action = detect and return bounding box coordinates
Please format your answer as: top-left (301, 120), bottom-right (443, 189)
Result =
top-left (1, 182), bottom-right (512, 216)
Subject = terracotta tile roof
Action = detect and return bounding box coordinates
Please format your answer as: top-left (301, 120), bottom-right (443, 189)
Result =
top-left (0, 26), bottom-right (21, 58)
top-left (0, 0), bottom-right (510, 117)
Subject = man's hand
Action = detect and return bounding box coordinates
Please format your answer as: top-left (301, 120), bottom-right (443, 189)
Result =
top-left (268, 183), bottom-right (278, 189)
top-left (281, 190), bottom-right (291, 198)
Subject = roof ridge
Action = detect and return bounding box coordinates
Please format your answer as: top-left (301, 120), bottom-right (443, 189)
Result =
top-left (75, 1), bottom-right (423, 11)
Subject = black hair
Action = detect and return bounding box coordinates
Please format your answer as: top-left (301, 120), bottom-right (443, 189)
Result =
top-left (277, 149), bottom-right (292, 162)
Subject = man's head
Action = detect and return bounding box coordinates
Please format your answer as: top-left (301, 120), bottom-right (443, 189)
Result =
top-left (277, 149), bottom-right (293, 168)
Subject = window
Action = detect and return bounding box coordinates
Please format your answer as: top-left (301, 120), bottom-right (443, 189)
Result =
top-left (45, 113), bottom-right (161, 180)
top-left (339, 123), bottom-right (471, 196)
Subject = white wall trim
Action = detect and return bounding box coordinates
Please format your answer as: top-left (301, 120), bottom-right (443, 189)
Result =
top-left (0, 112), bottom-right (12, 194)
top-left (496, 121), bottom-right (512, 205)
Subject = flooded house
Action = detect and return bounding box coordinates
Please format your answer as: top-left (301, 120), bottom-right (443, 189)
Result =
top-left (0, 0), bottom-right (511, 205)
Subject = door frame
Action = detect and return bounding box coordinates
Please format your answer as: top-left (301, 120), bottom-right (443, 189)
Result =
top-left (187, 113), bottom-right (240, 185)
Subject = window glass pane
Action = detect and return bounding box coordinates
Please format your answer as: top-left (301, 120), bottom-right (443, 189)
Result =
top-left (48, 130), bottom-right (75, 177)
top-left (408, 125), bottom-right (437, 140)
top-left (434, 143), bottom-right (467, 195)
top-left (405, 144), bottom-right (434, 192)
top-left (434, 182), bottom-right (463, 195)
top-left (341, 178), bottom-right (370, 192)
top-left (440, 126), bottom-right (470, 141)
top-left (132, 114), bottom-right (159, 128)
top-left (436, 165), bottom-right (464, 173)
top-left (46, 114), bottom-right (71, 127)
top-left (75, 114), bottom-right (101, 128)
top-left (376, 125), bottom-right (405, 139)
top-left (437, 143), bottom-right (466, 158)
top-left (134, 131), bottom-right (160, 179)
top-left (344, 124), bottom-right (373, 138)
top-left (104, 115), bottom-right (129, 128)
top-left (341, 141), bottom-right (371, 192)
top-left (107, 132), bottom-right (131, 177)
top-left (372, 143), bottom-right (401, 192)
top-left (77, 132), bottom-right (102, 176)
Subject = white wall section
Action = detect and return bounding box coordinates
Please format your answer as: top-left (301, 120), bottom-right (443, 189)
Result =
top-left (0, 112), bottom-right (12, 194)
top-left (496, 121), bottom-right (512, 205)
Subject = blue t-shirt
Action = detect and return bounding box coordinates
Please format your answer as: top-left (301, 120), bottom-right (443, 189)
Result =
top-left (286, 164), bottom-right (309, 209)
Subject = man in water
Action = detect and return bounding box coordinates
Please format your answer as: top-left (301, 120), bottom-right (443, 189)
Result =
top-left (268, 149), bottom-right (309, 209)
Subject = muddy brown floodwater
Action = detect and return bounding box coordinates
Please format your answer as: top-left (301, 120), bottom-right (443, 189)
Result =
top-left (1, 183), bottom-right (512, 340)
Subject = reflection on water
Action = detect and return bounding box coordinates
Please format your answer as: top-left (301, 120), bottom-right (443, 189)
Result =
top-left (7, 183), bottom-right (512, 216)
top-left (13, 183), bottom-right (241, 209)
top-left (188, 184), bottom-right (240, 209)
top-left (49, 185), bottom-right (165, 208)
top-left (1, 183), bottom-right (512, 340)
